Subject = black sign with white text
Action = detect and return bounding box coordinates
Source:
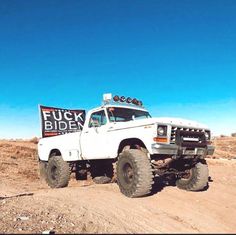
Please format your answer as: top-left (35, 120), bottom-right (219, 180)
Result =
top-left (39, 105), bottom-right (86, 138)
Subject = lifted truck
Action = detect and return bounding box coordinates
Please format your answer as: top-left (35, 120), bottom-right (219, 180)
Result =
top-left (38, 94), bottom-right (215, 197)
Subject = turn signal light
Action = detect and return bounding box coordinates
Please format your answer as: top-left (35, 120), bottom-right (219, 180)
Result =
top-left (153, 137), bottom-right (168, 143)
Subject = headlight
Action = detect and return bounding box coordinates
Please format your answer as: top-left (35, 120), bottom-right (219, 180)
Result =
top-left (205, 131), bottom-right (210, 140)
top-left (157, 125), bottom-right (167, 136)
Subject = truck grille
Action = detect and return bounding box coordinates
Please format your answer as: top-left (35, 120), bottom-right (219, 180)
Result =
top-left (170, 126), bottom-right (206, 147)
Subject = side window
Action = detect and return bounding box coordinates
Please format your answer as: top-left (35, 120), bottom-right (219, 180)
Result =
top-left (89, 110), bottom-right (107, 128)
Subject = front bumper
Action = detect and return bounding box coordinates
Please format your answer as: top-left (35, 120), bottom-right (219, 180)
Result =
top-left (151, 143), bottom-right (215, 157)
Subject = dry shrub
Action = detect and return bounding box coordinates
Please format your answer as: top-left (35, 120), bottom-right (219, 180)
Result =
top-left (220, 134), bottom-right (227, 137)
top-left (29, 137), bottom-right (39, 144)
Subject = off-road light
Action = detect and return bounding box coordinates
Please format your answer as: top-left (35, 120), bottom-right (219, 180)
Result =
top-left (126, 97), bottom-right (132, 103)
top-left (137, 100), bottom-right (143, 106)
top-left (120, 96), bottom-right (126, 102)
top-left (113, 95), bottom-right (120, 102)
top-left (132, 98), bottom-right (138, 105)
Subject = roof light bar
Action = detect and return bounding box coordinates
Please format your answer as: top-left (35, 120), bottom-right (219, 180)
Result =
top-left (112, 94), bottom-right (143, 107)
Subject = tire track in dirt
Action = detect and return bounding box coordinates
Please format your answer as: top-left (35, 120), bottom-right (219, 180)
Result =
top-left (1, 138), bottom-right (236, 233)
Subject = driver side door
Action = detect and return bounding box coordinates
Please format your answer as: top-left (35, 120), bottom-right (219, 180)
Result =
top-left (80, 109), bottom-right (109, 159)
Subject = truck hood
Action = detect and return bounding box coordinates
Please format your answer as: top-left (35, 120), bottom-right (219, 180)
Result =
top-left (112, 117), bottom-right (209, 130)
top-left (152, 117), bottom-right (209, 129)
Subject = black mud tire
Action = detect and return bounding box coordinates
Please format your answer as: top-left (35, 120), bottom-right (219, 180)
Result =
top-left (90, 160), bottom-right (113, 184)
top-left (116, 149), bottom-right (154, 198)
top-left (38, 160), bottom-right (48, 180)
top-left (93, 176), bottom-right (112, 184)
top-left (176, 161), bottom-right (209, 191)
top-left (46, 156), bottom-right (70, 188)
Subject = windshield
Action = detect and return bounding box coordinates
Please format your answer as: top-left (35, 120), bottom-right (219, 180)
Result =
top-left (107, 107), bottom-right (151, 122)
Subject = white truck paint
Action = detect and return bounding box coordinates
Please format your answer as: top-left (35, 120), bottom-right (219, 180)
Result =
top-left (38, 94), bottom-right (215, 197)
top-left (38, 104), bottom-right (213, 161)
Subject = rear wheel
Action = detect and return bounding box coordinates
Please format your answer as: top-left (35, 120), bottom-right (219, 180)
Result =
top-left (176, 161), bottom-right (209, 191)
top-left (46, 156), bottom-right (70, 188)
top-left (116, 149), bottom-right (154, 198)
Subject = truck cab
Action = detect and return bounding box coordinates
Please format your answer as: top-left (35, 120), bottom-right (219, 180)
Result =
top-left (80, 102), bottom-right (152, 159)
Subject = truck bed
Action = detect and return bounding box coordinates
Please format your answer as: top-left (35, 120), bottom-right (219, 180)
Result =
top-left (38, 131), bottom-right (82, 161)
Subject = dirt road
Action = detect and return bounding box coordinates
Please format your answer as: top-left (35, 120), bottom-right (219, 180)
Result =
top-left (0, 139), bottom-right (236, 233)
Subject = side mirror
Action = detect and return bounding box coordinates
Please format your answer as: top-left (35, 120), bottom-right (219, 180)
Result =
top-left (92, 122), bottom-right (100, 128)
top-left (89, 118), bottom-right (100, 128)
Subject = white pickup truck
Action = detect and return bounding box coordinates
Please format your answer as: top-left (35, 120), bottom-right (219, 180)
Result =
top-left (38, 93), bottom-right (215, 197)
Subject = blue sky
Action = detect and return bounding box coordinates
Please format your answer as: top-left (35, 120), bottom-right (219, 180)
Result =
top-left (0, 0), bottom-right (235, 138)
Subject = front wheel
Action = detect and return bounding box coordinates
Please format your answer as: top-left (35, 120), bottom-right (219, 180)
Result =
top-left (176, 161), bottom-right (209, 191)
top-left (116, 149), bottom-right (154, 198)
top-left (46, 156), bottom-right (70, 188)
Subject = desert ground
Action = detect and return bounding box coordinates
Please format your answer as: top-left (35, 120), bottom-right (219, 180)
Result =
top-left (0, 137), bottom-right (236, 233)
